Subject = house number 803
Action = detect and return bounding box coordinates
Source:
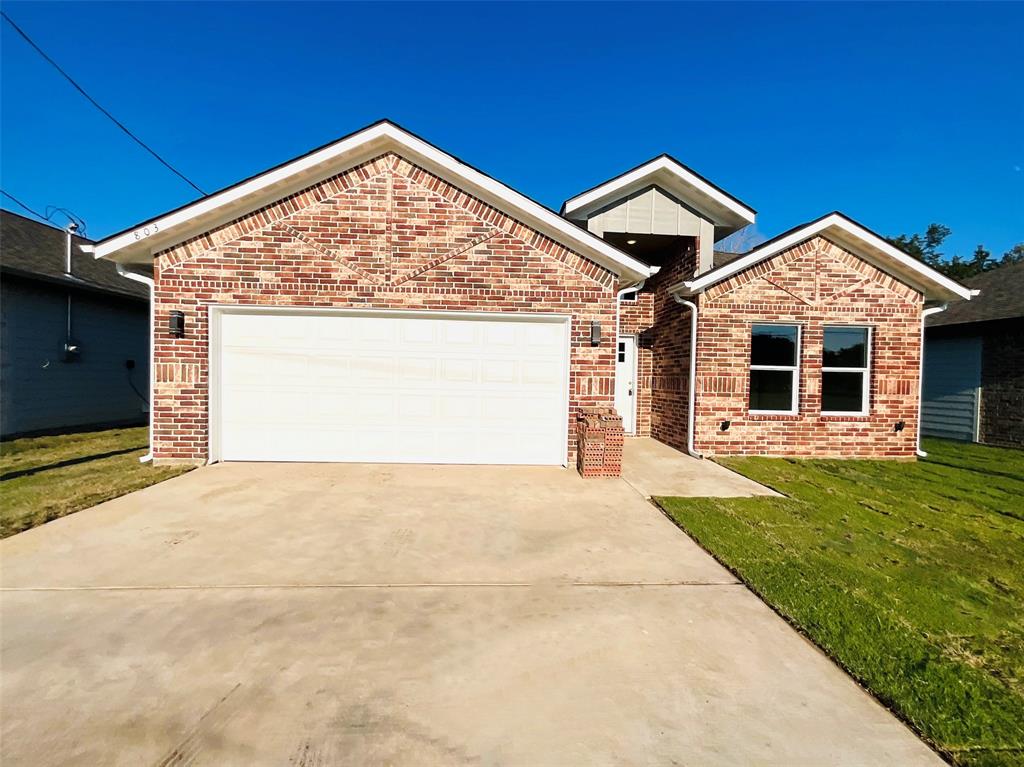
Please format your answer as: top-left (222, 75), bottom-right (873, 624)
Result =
top-left (133, 223), bottom-right (159, 240)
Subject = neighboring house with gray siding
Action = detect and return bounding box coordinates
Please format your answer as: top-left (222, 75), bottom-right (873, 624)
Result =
top-left (1, 210), bottom-right (149, 438)
top-left (923, 260), bottom-right (1024, 448)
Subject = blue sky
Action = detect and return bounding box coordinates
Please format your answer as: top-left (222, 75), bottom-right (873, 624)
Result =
top-left (2, 2), bottom-right (1021, 259)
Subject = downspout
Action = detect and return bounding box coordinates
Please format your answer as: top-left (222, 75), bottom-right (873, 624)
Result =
top-left (64, 223), bottom-right (76, 274)
top-left (64, 223), bottom-right (77, 357)
top-left (916, 303), bottom-right (948, 458)
top-left (671, 294), bottom-right (702, 458)
top-left (116, 264), bottom-right (155, 464)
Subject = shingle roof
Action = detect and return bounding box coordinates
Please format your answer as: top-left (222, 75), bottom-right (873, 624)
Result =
top-left (0, 210), bottom-right (147, 300)
top-left (927, 260), bottom-right (1024, 326)
top-left (712, 250), bottom-right (744, 269)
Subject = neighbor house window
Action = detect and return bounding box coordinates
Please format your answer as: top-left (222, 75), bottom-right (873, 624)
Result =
top-left (822, 326), bottom-right (871, 415)
top-left (749, 324), bottom-right (800, 413)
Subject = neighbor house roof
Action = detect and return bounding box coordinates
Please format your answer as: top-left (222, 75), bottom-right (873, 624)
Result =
top-left (0, 210), bottom-right (147, 301)
top-left (91, 120), bottom-right (653, 283)
top-left (670, 212), bottom-right (976, 303)
top-left (927, 260), bottom-right (1024, 327)
top-left (560, 154), bottom-right (757, 237)
top-left (712, 250), bottom-right (744, 269)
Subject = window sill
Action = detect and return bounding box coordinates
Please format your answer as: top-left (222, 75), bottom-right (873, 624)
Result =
top-left (748, 412), bottom-right (801, 421)
top-left (820, 413), bottom-right (871, 421)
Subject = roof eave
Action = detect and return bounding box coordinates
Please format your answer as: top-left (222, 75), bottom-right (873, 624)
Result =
top-left (560, 155), bottom-right (757, 234)
top-left (668, 213), bottom-right (975, 303)
top-left (93, 121), bottom-right (653, 282)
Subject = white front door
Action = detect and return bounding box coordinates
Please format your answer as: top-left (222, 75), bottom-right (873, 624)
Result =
top-left (615, 334), bottom-right (637, 434)
top-left (214, 309), bottom-right (570, 465)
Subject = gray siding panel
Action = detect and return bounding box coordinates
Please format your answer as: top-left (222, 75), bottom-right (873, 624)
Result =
top-left (1, 279), bottom-right (149, 437)
top-left (921, 336), bottom-right (981, 441)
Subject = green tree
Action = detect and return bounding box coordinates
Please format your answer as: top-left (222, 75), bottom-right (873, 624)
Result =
top-left (886, 224), bottom-right (951, 270)
top-left (887, 226), bottom-right (1022, 280)
top-left (997, 243), bottom-right (1024, 268)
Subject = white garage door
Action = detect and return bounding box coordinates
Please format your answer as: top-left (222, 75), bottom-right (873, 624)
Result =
top-left (214, 310), bottom-right (569, 465)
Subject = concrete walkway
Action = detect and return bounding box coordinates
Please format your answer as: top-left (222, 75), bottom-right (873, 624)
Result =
top-left (622, 436), bottom-right (780, 497)
top-left (0, 462), bottom-right (938, 766)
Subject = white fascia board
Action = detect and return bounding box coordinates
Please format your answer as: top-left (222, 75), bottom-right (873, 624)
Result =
top-left (670, 214), bottom-right (975, 302)
top-left (93, 122), bottom-right (653, 281)
top-left (561, 156), bottom-right (756, 227)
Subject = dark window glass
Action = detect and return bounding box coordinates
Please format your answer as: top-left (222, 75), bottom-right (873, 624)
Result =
top-left (750, 370), bottom-right (794, 411)
top-left (822, 372), bottom-right (865, 412)
top-left (621, 291), bottom-right (638, 302)
top-left (751, 325), bottom-right (798, 366)
top-left (823, 327), bottom-right (868, 368)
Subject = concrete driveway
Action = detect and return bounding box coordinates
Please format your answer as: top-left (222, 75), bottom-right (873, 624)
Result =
top-left (0, 462), bottom-right (939, 766)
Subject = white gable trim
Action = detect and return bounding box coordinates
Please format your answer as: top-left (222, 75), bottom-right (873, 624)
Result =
top-left (561, 155), bottom-right (756, 230)
top-left (93, 121), bottom-right (653, 282)
top-left (669, 213), bottom-right (975, 302)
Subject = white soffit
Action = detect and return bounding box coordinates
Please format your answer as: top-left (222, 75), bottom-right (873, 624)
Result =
top-left (93, 121), bottom-right (653, 281)
top-left (561, 155), bottom-right (757, 234)
top-left (670, 213), bottom-right (975, 303)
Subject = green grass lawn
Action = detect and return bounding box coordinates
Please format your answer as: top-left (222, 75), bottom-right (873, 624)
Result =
top-left (1, 427), bottom-right (191, 538)
top-left (657, 439), bottom-right (1024, 767)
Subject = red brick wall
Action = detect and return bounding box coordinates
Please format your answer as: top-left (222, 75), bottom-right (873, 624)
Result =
top-left (610, 240), bottom-right (700, 448)
top-left (693, 236), bottom-right (923, 457)
top-left (152, 153), bottom-right (617, 464)
top-left (616, 240), bottom-right (700, 448)
top-left (649, 243), bottom-right (700, 451)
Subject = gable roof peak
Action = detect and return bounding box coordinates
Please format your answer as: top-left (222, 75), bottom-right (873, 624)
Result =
top-left (92, 119), bottom-right (653, 282)
top-left (560, 153), bottom-right (756, 237)
top-left (670, 211), bottom-right (975, 303)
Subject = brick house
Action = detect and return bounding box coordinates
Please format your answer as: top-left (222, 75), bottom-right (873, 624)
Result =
top-left (90, 121), bottom-right (974, 467)
top-left (922, 261), bottom-right (1023, 448)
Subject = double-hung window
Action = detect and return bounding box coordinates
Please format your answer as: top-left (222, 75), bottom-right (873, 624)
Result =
top-left (749, 324), bottom-right (800, 414)
top-left (822, 326), bottom-right (871, 415)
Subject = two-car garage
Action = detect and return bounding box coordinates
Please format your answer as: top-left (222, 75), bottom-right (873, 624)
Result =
top-left (211, 309), bottom-right (571, 466)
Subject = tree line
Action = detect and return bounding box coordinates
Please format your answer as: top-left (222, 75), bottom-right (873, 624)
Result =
top-left (886, 224), bottom-right (1024, 280)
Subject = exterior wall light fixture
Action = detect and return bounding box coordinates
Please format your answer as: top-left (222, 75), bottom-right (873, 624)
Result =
top-left (169, 311), bottom-right (186, 338)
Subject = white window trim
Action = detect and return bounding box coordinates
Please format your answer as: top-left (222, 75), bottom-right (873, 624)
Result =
top-left (749, 323), bottom-right (801, 415)
top-left (821, 325), bottom-right (872, 417)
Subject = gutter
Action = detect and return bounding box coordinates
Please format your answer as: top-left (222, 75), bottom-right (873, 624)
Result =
top-left (614, 278), bottom-right (647, 341)
top-left (116, 264), bottom-right (155, 464)
top-left (916, 303), bottom-right (949, 458)
top-left (671, 294), bottom-right (702, 459)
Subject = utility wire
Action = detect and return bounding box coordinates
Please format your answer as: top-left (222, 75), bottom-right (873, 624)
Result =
top-left (1, 190), bottom-right (50, 223)
top-left (1, 11), bottom-right (206, 195)
top-left (1, 190), bottom-right (87, 234)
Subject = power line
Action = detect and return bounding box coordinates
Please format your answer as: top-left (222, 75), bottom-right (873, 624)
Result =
top-left (46, 206), bottom-right (88, 234)
top-left (1, 11), bottom-right (206, 196)
top-left (1, 190), bottom-right (50, 223)
top-left (1, 191), bottom-right (88, 234)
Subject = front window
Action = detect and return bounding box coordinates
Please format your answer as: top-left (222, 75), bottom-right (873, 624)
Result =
top-left (749, 324), bottom-right (800, 413)
top-left (822, 326), bottom-right (871, 415)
